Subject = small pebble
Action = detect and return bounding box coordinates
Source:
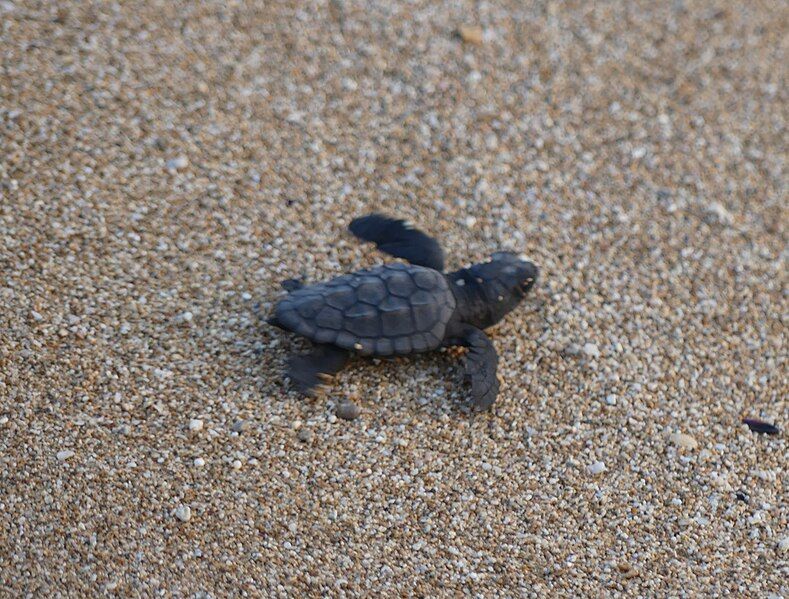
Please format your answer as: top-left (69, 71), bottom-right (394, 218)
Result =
top-left (231, 420), bottom-right (249, 433)
top-left (710, 473), bottom-right (730, 490)
top-left (582, 343), bottom-right (600, 358)
top-left (193, 457), bottom-right (205, 467)
top-left (705, 201), bottom-right (733, 225)
top-left (604, 394), bottom-right (617, 406)
top-left (458, 25), bottom-right (483, 45)
top-left (56, 450), bottom-right (74, 461)
top-left (742, 418), bottom-right (779, 435)
top-left (166, 155), bottom-right (189, 170)
top-left (174, 505), bottom-right (191, 522)
top-left (297, 429), bottom-right (313, 443)
top-left (587, 461), bottom-right (606, 475)
top-left (670, 432), bottom-right (699, 450)
top-left (336, 401), bottom-right (360, 421)
top-left (174, 311), bottom-right (193, 324)
top-left (777, 537), bottom-right (789, 554)
top-left (189, 419), bottom-right (204, 432)
top-left (617, 562), bottom-right (634, 573)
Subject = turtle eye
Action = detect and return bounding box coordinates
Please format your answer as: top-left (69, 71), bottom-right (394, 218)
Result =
top-left (520, 277), bottom-right (534, 291)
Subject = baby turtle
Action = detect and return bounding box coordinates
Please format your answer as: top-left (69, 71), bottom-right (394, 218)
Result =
top-left (268, 214), bottom-right (539, 410)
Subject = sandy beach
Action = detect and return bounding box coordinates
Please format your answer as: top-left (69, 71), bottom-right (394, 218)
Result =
top-left (1, 0), bottom-right (786, 595)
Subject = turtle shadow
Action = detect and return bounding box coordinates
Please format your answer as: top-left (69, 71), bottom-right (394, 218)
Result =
top-left (332, 349), bottom-right (476, 417)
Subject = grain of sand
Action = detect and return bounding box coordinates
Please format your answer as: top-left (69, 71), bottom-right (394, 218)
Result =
top-left (1, 1), bottom-right (787, 596)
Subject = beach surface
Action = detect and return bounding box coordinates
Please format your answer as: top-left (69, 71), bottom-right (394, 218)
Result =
top-left (1, 0), bottom-right (786, 595)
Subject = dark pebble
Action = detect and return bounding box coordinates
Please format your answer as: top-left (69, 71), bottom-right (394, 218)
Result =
top-left (336, 401), bottom-right (360, 421)
top-left (232, 420), bottom-right (250, 433)
top-left (742, 418), bottom-right (779, 435)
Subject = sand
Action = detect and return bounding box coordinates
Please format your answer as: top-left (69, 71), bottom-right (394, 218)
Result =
top-left (1, 0), bottom-right (786, 596)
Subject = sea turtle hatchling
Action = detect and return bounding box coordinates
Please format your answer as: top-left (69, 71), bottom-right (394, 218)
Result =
top-left (267, 214), bottom-right (539, 410)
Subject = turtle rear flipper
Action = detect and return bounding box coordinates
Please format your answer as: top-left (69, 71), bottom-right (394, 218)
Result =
top-left (349, 213), bottom-right (445, 272)
top-left (286, 344), bottom-right (350, 396)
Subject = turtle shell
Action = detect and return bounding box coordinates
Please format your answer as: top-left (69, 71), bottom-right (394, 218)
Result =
top-left (273, 263), bottom-right (456, 356)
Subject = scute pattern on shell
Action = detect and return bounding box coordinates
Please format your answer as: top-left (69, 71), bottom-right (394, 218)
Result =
top-left (273, 264), bottom-right (455, 356)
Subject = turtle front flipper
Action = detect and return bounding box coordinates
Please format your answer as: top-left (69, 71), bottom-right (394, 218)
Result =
top-left (454, 325), bottom-right (500, 410)
top-left (349, 213), bottom-right (445, 272)
top-left (286, 344), bottom-right (350, 396)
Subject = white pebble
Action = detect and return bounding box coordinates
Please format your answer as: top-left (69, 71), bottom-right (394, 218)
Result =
top-left (174, 505), bottom-right (192, 522)
top-left (189, 419), bottom-right (204, 432)
top-left (175, 311), bottom-right (193, 323)
top-left (194, 457), bottom-right (205, 467)
top-left (56, 450), bottom-right (75, 461)
top-left (341, 78), bottom-right (358, 91)
top-left (166, 155), bottom-right (189, 170)
top-left (670, 432), bottom-right (698, 450)
top-left (587, 461), bottom-right (606, 475)
top-left (232, 459), bottom-right (242, 470)
top-left (747, 512), bottom-right (763, 525)
top-left (705, 201), bottom-right (733, 225)
top-left (778, 537), bottom-right (789, 554)
top-left (604, 394), bottom-right (617, 406)
top-left (463, 216), bottom-right (477, 229)
top-left (582, 343), bottom-right (600, 358)
top-left (709, 473), bottom-right (730, 490)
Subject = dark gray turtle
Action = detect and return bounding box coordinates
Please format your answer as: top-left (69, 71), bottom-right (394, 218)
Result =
top-left (268, 214), bottom-right (539, 410)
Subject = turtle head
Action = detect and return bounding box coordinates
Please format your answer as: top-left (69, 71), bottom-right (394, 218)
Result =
top-left (488, 252), bottom-right (539, 297)
top-left (453, 252), bottom-right (539, 329)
